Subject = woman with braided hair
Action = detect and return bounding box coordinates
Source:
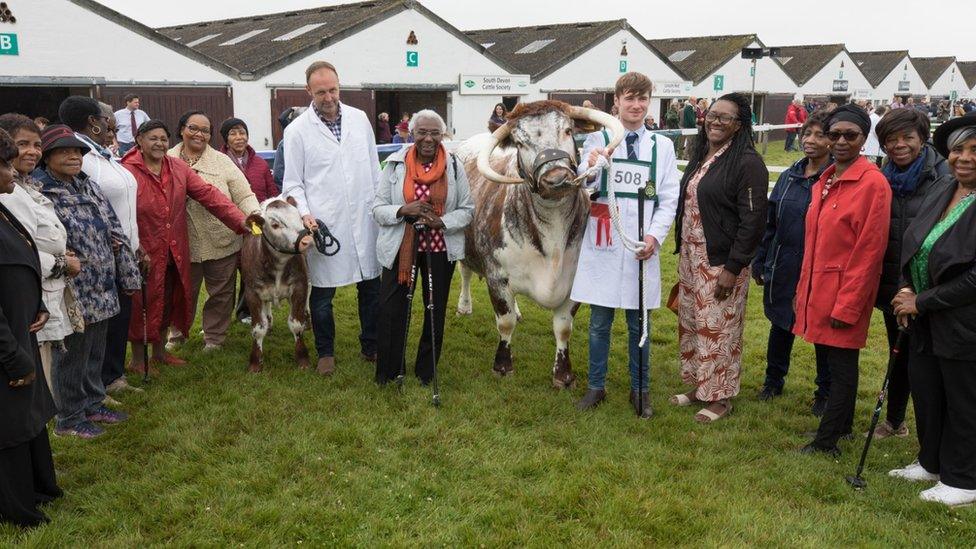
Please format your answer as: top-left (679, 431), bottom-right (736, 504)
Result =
top-left (670, 92), bottom-right (769, 423)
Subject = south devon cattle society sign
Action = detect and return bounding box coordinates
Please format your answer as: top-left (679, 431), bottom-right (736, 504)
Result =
top-left (459, 74), bottom-right (530, 95)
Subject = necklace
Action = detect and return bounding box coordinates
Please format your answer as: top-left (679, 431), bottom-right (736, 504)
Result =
top-left (180, 148), bottom-right (202, 167)
top-left (821, 175), bottom-right (837, 199)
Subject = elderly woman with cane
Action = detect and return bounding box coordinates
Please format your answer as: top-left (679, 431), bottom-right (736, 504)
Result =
top-left (793, 105), bottom-right (891, 457)
top-left (887, 113), bottom-right (976, 507)
top-left (372, 110), bottom-right (473, 390)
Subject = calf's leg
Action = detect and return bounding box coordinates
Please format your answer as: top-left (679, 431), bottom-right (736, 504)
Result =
top-left (289, 288), bottom-right (311, 370)
top-left (247, 294), bottom-right (269, 373)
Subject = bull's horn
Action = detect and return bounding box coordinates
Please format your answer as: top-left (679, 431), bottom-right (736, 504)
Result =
top-left (477, 123), bottom-right (524, 185)
top-left (569, 106), bottom-right (625, 153)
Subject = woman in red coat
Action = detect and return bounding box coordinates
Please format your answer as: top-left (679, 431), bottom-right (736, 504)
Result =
top-left (219, 118), bottom-right (278, 202)
top-left (793, 105), bottom-right (892, 456)
top-left (121, 120), bottom-right (247, 374)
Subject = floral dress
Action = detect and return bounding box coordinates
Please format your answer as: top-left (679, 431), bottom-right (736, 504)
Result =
top-left (677, 143), bottom-right (751, 401)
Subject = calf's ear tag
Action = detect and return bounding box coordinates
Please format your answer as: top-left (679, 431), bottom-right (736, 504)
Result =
top-left (250, 223), bottom-right (263, 236)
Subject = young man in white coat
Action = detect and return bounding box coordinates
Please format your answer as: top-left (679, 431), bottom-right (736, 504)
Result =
top-left (282, 61), bottom-right (382, 376)
top-left (572, 72), bottom-right (680, 418)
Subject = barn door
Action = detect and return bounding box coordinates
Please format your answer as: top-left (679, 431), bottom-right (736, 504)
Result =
top-left (99, 86), bottom-right (234, 148)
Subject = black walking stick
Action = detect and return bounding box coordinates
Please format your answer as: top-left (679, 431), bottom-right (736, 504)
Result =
top-left (636, 185), bottom-right (647, 418)
top-left (396, 230), bottom-right (421, 392)
top-left (846, 328), bottom-right (908, 489)
top-left (415, 223), bottom-right (441, 407)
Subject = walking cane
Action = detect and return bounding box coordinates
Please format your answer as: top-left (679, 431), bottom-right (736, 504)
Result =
top-left (635, 185), bottom-right (647, 418)
top-left (140, 279), bottom-right (150, 385)
top-left (396, 230), bottom-right (421, 392)
top-left (415, 223), bottom-right (441, 407)
top-left (846, 328), bottom-right (908, 489)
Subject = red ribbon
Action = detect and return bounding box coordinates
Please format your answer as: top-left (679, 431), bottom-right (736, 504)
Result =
top-left (590, 203), bottom-right (612, 247)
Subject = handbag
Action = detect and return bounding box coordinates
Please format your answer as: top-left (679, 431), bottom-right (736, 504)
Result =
top-left (666, 282), bottom-right (680, 315)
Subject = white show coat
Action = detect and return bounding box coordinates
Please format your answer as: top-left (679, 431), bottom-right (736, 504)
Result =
top-left (78, 134), bottom-right (140, 250)
top-left (282, 102), bottom-right (381, 287)
top-left (570, 128), bottom-right (680, 310)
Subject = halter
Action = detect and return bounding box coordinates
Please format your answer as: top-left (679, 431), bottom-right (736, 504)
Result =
top-left (516, 148), bottom-right (578, 191)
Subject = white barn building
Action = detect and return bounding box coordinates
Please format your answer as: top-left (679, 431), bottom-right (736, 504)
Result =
top-left (912, 57), bottom-right (968, 101)
top-left (771, 44), bottom-right (873, 103)
top-left (851, 51), bottom-right (927, 102)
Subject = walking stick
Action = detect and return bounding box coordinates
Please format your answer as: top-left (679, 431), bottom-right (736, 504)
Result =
top-left (846, 328), bottom-right (908, 489)
top-left (415, 223), bottom-right (441, 407)
top-left (396, 230), bottom-right (421, 392)
top-left (140, 280), bottom-right (150, 384)
top-left (636, 185), bottom-right (647, 418)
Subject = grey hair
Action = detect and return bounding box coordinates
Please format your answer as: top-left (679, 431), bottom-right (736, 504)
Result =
top-left (408, 109), bottom-right (446, 133)
top-left (947, 126), bottom-right (976, 152)
top-left (98, 101), bottom-right (113, 118)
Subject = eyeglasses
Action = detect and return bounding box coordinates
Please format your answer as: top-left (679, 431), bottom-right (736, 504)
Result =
top-left (704, 112), bottom-right (737, 125)
top-left (414, 129), bottom-right (443, 139)
top-left (185, 124), bottom-right (211, 136)
top-left (826, 130), bottom-right (863, 142)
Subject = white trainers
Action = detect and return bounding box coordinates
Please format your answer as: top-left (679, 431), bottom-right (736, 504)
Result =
top-left (105, 377), bottom-right (144, 394)
top-left (920, 482), bottom-right (976, 507)
top-left (888, 462), bottom-right (940, 482)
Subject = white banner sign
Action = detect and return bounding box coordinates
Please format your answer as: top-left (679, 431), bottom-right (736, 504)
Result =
top-left (655, 80), bottom-right (693, 97)
top-left (852, 89), bottom-right (872, 100)
top-left (459, 74), bottom-right (531, 95)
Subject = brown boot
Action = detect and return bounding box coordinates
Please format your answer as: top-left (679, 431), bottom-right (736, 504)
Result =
top-left (316, 356), bottom-right (335, 376)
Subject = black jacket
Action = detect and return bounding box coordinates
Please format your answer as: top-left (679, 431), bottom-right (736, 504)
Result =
top-left (900, 176), bottom-right (976, 360)
top-left (0, 203), bottom-right (55, 449)
top-left (876, 145), bottom-right (950, 310)
top-left (675, 147), bottom-right (769, 275)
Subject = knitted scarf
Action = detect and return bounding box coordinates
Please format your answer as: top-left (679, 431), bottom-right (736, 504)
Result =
top-left (883, 147), bottom-right (927, 197)
top-left (397, 144), bottom-right (447, 284)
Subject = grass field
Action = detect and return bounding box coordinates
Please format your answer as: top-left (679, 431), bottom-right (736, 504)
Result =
top-left (3, 142), bottom-right (973, 546)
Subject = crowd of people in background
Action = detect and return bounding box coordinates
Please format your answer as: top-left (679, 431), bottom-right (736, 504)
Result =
top-left (4, 60), bottom-right (976, 527)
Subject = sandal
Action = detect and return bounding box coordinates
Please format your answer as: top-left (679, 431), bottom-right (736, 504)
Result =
top-left (695, 400), bottom-right (732, 423)
top-left (670, 393), bottom-right (698, 407)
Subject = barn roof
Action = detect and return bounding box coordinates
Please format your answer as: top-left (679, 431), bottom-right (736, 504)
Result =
top-left (68, 0), bottom-right (241, 78)
top-left (957, 61), bottom-right (976, 89)
top-left (910, 56), bottom-right (956, 88)
top-left (463, 19), bottom-right (681, 82)
top-left (646, 34), bottom-right (758, 85)
top-left (768, 44), bottom-right (846, 86)
top-left (849, 50), bottom-right (910, 87)
top-left (157, 0), bottom-right (516, 80)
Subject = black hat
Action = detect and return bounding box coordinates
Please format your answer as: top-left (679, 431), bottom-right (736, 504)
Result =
top-left (40, 124), bottom-right (90, 157)
top-left (825, 104), bottom-right (871, 136)
top-left (220, 117), bottom-right (248, 143)
top-left (932, 112), bottom-right (976, 158)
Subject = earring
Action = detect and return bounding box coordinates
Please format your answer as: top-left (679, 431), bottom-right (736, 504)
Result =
top-left (90, 125), bottom-right (102, 136)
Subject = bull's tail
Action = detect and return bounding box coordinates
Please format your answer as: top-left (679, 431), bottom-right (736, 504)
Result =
top-left (456, 262), bottom-right (474, 316)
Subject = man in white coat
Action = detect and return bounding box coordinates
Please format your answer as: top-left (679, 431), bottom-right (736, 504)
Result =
top-left (282, 61), bottom-right (381, 376)
top-left (572, 72), bottom-right (680, 417)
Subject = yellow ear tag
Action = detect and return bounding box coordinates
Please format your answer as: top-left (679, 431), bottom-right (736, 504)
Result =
top-left (250, 224), bottom-right (262, 236)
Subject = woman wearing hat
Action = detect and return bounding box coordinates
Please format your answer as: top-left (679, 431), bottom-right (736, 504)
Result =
top-left (166, 111), bottom-right (258, 352)
top-left (122, 121), bottom-right (248, 374)
top-left (392, 121), bottom-right (413, 145)
top-left (888, 113), bottom-right (976, 506)
top-left (35, 124), bottom-right (141, 439)
top-left (0, 128), bottom-right (63, 527)
top-left (869, 107), bottom-right (950, 440)
top-left (793, 105), bottom-right (892, 456)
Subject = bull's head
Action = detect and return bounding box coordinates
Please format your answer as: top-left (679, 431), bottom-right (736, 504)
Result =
top-left (477, 101), bottom-right (624, 198)
top-left (246, 196), bottom-right (313, 255)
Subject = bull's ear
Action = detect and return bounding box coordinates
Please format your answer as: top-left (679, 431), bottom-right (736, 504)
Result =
top-left (245, 213), bottom-right (265, 234)
top-left (285, 195), bottom-right (298, 208)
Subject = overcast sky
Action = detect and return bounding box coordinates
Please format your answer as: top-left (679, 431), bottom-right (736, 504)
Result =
top-left (97, 0), bottom-right (973, 59)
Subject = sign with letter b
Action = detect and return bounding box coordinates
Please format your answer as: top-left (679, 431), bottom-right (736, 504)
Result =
top-left (0, 33), bottom-right (17, 56)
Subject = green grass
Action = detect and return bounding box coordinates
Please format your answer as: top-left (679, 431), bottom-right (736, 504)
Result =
top-left (3, 143), bottom-right (972, 545)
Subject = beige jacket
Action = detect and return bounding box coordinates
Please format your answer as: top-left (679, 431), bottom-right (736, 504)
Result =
top-left (168, 143), bottom-right (260, 263)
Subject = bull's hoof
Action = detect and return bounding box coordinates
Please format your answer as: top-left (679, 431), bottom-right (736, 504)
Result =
top-left (247, 363), bottom-right (262, 373)
top-left (456, 302), bottom-right (472, 316)
top-left (552, 350), bottom-right (574, 390)
top-left (492, 364), bottom-right (515, 377)
top-left (493, 341), bottom-right (514, 377)
top-left (297, 358), bottom-right (310, 370)
top-left (551, 371), bottom-right (576, 390)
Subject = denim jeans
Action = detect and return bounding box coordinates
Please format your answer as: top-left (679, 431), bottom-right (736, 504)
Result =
top-left (310, 277), bottom-right (379, 359)
top-left (587, 305), bottom-right (650, 391)
top-left (51, 319), bottom-right (108, 429)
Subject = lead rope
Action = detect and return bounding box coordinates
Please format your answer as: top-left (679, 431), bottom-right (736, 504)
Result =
top-left (575, 153), bottom-right (649, 347)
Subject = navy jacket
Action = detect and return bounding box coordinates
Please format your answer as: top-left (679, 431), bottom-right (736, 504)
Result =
top-left (752, 157), bottom-right (828, 330)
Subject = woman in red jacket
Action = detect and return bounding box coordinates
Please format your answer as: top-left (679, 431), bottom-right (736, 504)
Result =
top-left (219, 118), bottom-right (278, 202)
top-left (793, 104), bottom-right (892, 456)
top-left (121, 120), bottom-right (247, 374)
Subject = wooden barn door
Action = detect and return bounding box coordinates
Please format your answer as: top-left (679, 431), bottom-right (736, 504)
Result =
top-left (98, 86), bottom-right (234, 148)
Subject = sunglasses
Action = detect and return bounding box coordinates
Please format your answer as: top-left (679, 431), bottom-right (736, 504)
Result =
top-left (826, 130), bottom-right (862, 142)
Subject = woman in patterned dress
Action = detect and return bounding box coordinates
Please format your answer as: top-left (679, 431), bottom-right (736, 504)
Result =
top-left (671, 93), bottom-right (770, 423)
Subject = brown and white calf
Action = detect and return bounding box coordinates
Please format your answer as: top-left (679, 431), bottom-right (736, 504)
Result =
top-left (454, 100), bottom-right (623, 389)
top-left (241, 197), bottom-right (313, 372)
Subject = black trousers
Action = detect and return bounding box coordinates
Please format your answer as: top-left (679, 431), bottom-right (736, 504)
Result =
top-left (764, 324), bottom-right (831, 398)
top-left (910, 350), bottom-right (976, 489)
top-left (881, 311), bottom-right (911, 427)
top-left (101, 292), bottom-right (132, 386)
top-left (376, 251), bottom-right (454, 384)
top-left (812, 344), bottom-right (860, 449)
top-left (0, 428), bottom-right (61, 527)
